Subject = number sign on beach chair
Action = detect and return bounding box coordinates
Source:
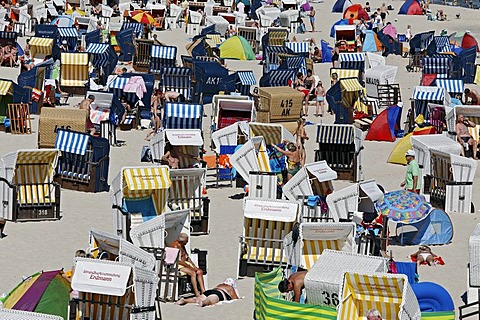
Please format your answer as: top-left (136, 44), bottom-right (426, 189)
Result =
top-left (0, 149), bottom-right (61, 222)
top-left (110, 166), bottom-right (172, 240)
top-left (238, 198), bottom-right (298, 277)
top-left (337, 272), bottom-right (421, 319)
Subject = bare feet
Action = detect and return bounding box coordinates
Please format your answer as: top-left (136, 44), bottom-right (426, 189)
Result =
top-left (176, 297), bottom-right (186, 305)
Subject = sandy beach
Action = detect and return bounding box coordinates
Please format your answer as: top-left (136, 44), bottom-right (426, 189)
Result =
top-left (0, 0), bottom-right (479, 318)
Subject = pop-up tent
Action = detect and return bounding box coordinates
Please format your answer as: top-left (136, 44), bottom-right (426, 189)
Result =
top-left (219, 35), bottom-right (255, 60)
top-left (343, 4), bottom-right (369, 20)
top-left (362, 30), bottom-right (382, 52)
top-left (398, 0), bottom-right (422, 15)
top-left (365, 105), bottom-right (402, 142)
top-left (396, 208), bottom-right (453, 245)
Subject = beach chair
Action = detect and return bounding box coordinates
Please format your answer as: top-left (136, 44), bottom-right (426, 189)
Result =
top-left (337, 272), bottom-right (421, 319)
top-left (187, 10), bottom-right (203, 36)
top-left (304, 250), bottom-right (387, 308)
top-left (283, 161), bottom-right (337, 222)
top-left (72, 258), bottom-right (159, 320)
top-left (421, 56), bottom-right (452, 85)
top-left (326, 77), bottom-right (364, 125)
top-left (211, 121), bottom-right (248, 152)
top-left (236, 70), bottom-right (256, 96)
top-left (237, 26), bottom-right (258, 53)
top-left (110, 166), bottom-right (172, 240)
top-left (161, 67), bottom-right (192, 102)
top-left (214, 97), bottom-right (255, 130)
top-left (435, 78), bottom-right (464, 100)
top-left (7, 103), bottom-right (31, 134)
top-left (87, 90), bottom-right (124, 146)
top-left (38, 107), bottom-right (88, 148)
top-left (285, 222), bottom-right (357, 271)
top-left (150, 128), bottom-right (203, 167)
top-left (163, 102), bottom-right (203, 130)
top-left (0, 309), bottom-right (63, 320)
top-left (193, 59), bottom-right (234, 104)
top-left (165, 4), bottom-right (183, 29)
top-left (55, 27), bottom-right (79, 51)
top-left (315, 123), bottom-right (364, 182)
top-left (54, 129), bottom-right (110, 193)
top-left (339, 52), bottom-right (365, 74)
top-left (229, 137), bottom-right (272, 185)
top-left (85, 43), bottom-right (118, 86)
top-left (0, 149), bottom-right (61, 222)
top-left (60, 52), bottom-right (89, 95)
top-left (410, 86), bottom-right (450, 122)
top-left (426, 150), bottom-right (477, 213)
top-left (330, 68), bottom-right (359, 82)
top-left (149, 45), bottom-right (177, 76)
top-left (238, 198), bottom-right (299, 277)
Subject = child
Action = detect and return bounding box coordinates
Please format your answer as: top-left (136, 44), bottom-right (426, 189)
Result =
top-left (315, 81), bottom-right (326, 117)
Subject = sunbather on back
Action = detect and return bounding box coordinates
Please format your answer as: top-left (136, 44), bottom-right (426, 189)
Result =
top-left (176, 278), bottom-right (240, 307)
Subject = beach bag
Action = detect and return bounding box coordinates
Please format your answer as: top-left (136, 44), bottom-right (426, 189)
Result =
top-left (141, 146), bottom-right (152, 162)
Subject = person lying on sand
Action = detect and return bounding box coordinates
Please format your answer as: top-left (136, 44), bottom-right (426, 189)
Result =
top-left (176, 278), bottom-right (240, 307)
top-left (411, 245), bottom-right (438, 266)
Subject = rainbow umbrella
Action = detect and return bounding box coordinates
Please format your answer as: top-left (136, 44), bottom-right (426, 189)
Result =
top-left (375, 190), bottom-right (431, 224)
top-left (131, 11), bottom-right (156, 24)
top-left (0, 270), bottom-right (70, 320)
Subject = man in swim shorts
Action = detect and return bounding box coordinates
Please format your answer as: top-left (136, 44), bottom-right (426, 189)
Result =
top-left (176, 278), bottom-right (240, 307)
top-left (278, 271), bottom-right (308, 302)
top-left (456, 114), bottom-right (478, 160)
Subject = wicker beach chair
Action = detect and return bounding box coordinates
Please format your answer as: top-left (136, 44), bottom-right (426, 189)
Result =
top-left (238, 198), bottom-right (299, 277)
top-left (229, 138), bottom-right (272, 187)
top-left (0, 309), bottom-right (63, 320)
top-left (303, 250), bottom-right (387, 308)
top-left (337, 272), bottom-right (421, 319)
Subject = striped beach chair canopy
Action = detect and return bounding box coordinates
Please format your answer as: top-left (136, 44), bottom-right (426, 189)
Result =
top-left (237, 71), bottom-right (257, 86)
top-left (339, 52), bottom-right (365, 73)
top-left (55, 27), bottom-right (78, 48)
top-left (249, 122), bottom-right (294, 146)
top-left (60, 52), bottom-right (89, 87)
top-left (337, 272), bottom-right (421, 320)
top-left (316, 123), bottom-right (355, 144)
top-left (149, 45), bottom-right (177, 74)
top-left (163, 102), bottom-right (203, 129)
top-left (427, 36), bottom-right (451, 56)
top-left (161, 67), bottom-right (192, 101)
top-left (55, 129), bottom-right (90, 155)
top-left (299, 222), bottom-right (356, 270)
top-left (285, 41), bottom-right (310, 57)
top-left (435, 78), bottom-right (464, 94)
top-left (412, 85), bottom-right (446, 101)
top-left (29, 37), bottom-right (54, 58)
top-left (283, 161), bottom-right (337, 201)
top-left (422, 56), bottom-right (452, 77)
top-left (279, 55), bottom-right (307, 75)
top-left (0, 79), bottom-right (13, 96)
top-left (259, 69), bottom-right (296, 87)
top-left (330, 68), bottom-right (359, 81)
top-left (86, 43), bottom-right (113, 68)
top-left (230, 138), bottom-right (268, 184)
top-left (339, 77), bottom-right (363, 92)
top-left (120, 22), bottom-right (143, 37)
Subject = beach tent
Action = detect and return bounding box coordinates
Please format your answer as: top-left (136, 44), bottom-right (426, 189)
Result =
top-left (151, 129), bottom-right (204, 169)
top-left (332, 0), bottom-right (352, 13)
top-left (398, 0), bottom-right (422, 15)
top-left (362, 30), bottom-right (382, 52)
top-left (120, 22), bottom-right (143, 38)
top-left (449, 31), bottom-right (479, 52)
top-left (396, 209), bottom-right (453, 245)
top-left (321, 40), bottom-right (333, 62)
top-left (365, 65), bottom-right (398, 98)
top-left (278, 55), bottom-right (307, 75)
top-left (149, 45), bottom-right (177, 74)
top-left (17, 59), bottom-right (54, 113)
top-left (214, 97), bottom-right (255, 130)
top-left (60, 52), bottom-right (88, 90)
top-left (220, 35), bottom-right (255, 60)
top-left (421, 57), bottom-right (452, 84)
top-left (285, 42), bottom-right (310, 58)
top-left (1, 270), bottom-right (70, 319)
top-left (435, 79), bottom-right (464, 98)
top-left (51, 15), bottom-right (74, 27)
top-left (337, 272), bottom-right (421, 319)
top-left (330, 18), bottom-right (350, 38)
top-left (365, 105), bottom-right (401, 142)
top-left (387, 127), bottom-right (437, 165)
top-left (411, 282), bottom-right (455, 314)
top-left (110, 166), bottom-right (172, 239)
top-left (263, 45), bottom-right (294, 72)
top-left (343, 4), bottom-right (369, 21)
top-left (0, 80), bottom-right (14, 125)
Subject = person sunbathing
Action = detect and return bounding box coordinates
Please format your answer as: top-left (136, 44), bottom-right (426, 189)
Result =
top-left (411, 245), bottom-right (437, 266)
top-left (162, 144), bottom-right (202, 169)
top-left (278, 271), bottom-right (308, 302)
top-left (3, 45), bottom-right (17, 67)
top-left (176, 278), bottom-right (240, 307)
top-left (456, 114), bottom-right (478, 160)
top-left (169, 233), bottom-right (206, 297)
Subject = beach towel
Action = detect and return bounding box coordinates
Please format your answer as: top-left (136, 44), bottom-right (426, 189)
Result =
top-left (123, 76), bottom-right (147, 99)
top-left (123, 197), bottom-right (157, 222)
top-left (165, 247), bottom-right (180, 265)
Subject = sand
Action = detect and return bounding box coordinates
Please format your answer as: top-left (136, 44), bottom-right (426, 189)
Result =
top-left (0, 1), bottom-right (479, 318)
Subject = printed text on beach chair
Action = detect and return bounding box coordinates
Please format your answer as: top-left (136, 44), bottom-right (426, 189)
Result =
top-left (299, 223), bottom-right (356, 270)
top-left (55, 129), bottom-right (110, 192)
top-left (304, 250), bottom-right (387, 308)
top-left (161, 67), bottom-right (192, 101)
top-left (315, 124), bottom-right (364, 182)
top-left (428, 150), bottom-right (476, 213)
top-left (150, 45), bottom-right (177, 75)
top-left (110, 166), bottom-right (172, 239)
top-left (337, 272), bottom-right (421, 319)
top-left (238, 198), bottom-right (298, 277)
top-left (0, 149), bottom-right (60, 221)
top-left (163, 102), bottom-right (203, 129)
top-left (169, 168), bottom-right (209, 234)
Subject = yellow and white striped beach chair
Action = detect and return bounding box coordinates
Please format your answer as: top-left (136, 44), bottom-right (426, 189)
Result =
top-left (299, 222), bottom-right (356, 270)
top-left (337, 272), bottom-right (421, 320)
top-left (330, 68), bottom-right (359, 82)
top-left (60, 52), bottom-right (89, 90)
top-left (0, 149), bottom-right (61, 222)
top-left (238, 198), bottom-right (298, 277)
top-left (110, 166), bottom-right (172, 239)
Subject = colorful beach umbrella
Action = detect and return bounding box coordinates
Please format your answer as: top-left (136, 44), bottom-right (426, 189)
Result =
top-left (131, 11), bottom-right (156, 24)
top-left (1, 270), bottom-right (70, 320)
top-left (449, 31), bottom-right (479, 52)
top-left (219, 36), bottom-right (255, 60)
top-left (343, 4), bottom-right (369, 21)
top-left (375, 190), bottom-right (431, 224)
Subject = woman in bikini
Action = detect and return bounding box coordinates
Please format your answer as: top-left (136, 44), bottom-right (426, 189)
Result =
top-left (176, 278), bottom-right (240, 307)
top-left (294, 118), bottom-right (308, 167)
top-left (293, 73), bottom-right (310, 116)
top-left (411, 245), bottom-right (437, 266)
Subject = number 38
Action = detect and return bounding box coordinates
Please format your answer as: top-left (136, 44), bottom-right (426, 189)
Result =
top-left (322, 291), bottom-right (339, 306)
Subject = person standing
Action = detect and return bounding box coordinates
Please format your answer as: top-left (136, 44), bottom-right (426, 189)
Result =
top-left (400, 150), bottom-right (421, 194)
top-left (456, 114), bottom-right (478, 159)
top-left (379, 3), bottom-right (388, 23)
top-left (309, 7), bottom-right (316, 32)
top-left (79, 95), bottom-right (96, 135)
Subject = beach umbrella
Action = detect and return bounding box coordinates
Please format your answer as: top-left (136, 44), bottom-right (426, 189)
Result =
top-left (0, 270), bottom-right (70, 320)
top-left (51, 15), bottom-right (74, 27)
top-left (449, 31), bottom-right (479, 52)
top-left (375, 190), bottom-right (431, 224)
top-left (219, 36), bottom-right (255, 60)
top-left (131, 11), bottom-right (156, 24)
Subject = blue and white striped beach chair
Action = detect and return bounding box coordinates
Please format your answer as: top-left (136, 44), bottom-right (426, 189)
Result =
top-left (163, 102), bottom-right (203, 129)
top-left (150, 45), bottom-right (177, 75)
top-left (161, 67), bottom-right (192, 101)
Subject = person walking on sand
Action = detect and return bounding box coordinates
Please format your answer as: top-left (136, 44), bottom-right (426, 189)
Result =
top-left (400, 150), bottom-right (421, 194)
top-left (273, 142), bottom-right (302, 181)
top-left (176, 278), bottom-right (240, 307)
top-left (169, 233), bottom-right (206, 297)
top-left (315, 81), bottom-right (326, 117)
top-left (309, 7), bottom-right (316, 32)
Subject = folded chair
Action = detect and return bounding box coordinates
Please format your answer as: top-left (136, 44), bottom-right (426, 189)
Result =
top-left (238, 198), bottom-right (299, 277)
top-left (337, 272), bottom-right (421, 319)
top-left (303, 250), bottom-right (387, 308)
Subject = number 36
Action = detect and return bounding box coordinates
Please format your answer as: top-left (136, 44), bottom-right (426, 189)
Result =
top-left (322, 291), bottom-right (339, 306)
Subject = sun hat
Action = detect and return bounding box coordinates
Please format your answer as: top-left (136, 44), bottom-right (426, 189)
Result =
top-left (405, 149), bottom-right (415, 157)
